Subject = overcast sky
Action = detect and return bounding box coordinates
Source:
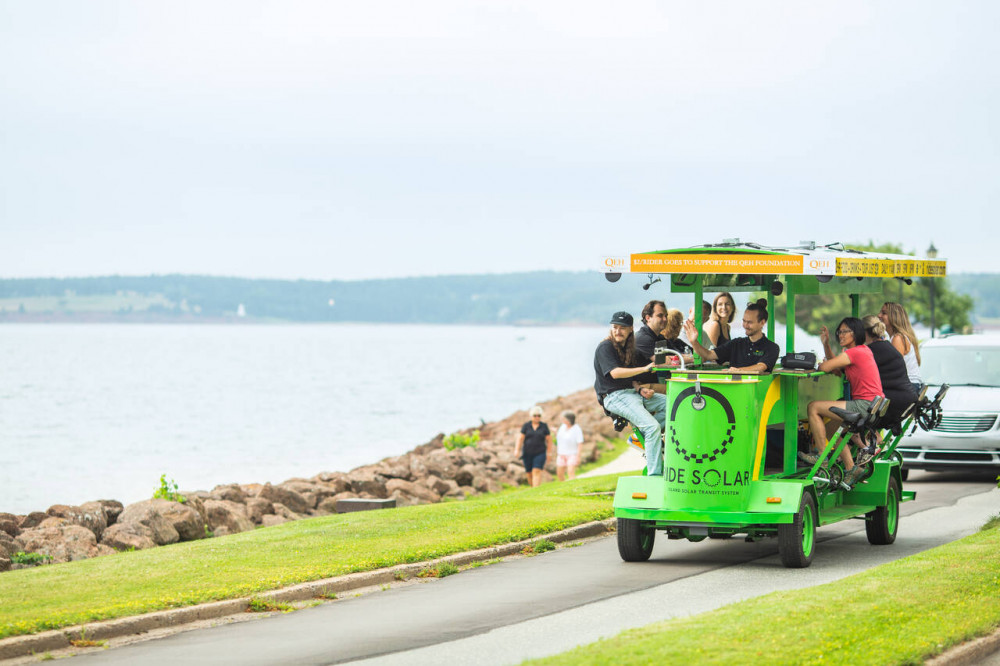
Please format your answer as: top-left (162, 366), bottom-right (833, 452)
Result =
top-left (1, 1), bottom-right (996, 280)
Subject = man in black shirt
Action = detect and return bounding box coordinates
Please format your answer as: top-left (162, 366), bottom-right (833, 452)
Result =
top-left (682, 299), bottom-right (780, 372)
top-left (635, 300), bottom-right (668, 361)
top-left (593, 311), bottom-right (667, 475)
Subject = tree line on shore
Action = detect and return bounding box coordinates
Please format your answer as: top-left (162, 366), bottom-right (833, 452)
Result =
top-left (0, 246), bottom-right (984, 330)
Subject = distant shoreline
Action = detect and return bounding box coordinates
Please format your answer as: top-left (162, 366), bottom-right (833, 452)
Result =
top-left (0, 313), bottom-right (604, 327)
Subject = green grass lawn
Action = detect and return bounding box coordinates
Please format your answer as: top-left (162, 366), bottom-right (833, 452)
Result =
top-left (528, 522), bottom-right (1000, 666)
top-left (0, 476), bottom-right (619, 639)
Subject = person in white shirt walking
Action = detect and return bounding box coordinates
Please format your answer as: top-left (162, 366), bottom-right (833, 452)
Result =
top-left (555, 410), bottom-right (584, 481)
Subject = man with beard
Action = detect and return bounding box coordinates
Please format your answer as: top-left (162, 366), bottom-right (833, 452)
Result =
top-left (593, 311), bottom-right (667, 476)
top-left (635, 299), bottom-right (668, 362)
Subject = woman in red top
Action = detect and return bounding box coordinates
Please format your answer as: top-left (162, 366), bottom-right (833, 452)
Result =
top-left (801, 317), bottom-right (884, 487)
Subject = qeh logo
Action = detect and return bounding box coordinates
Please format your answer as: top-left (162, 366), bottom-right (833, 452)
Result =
top-left (603, 256), bottom-right (627, 271)
top-left (809, 258), bottom-right (831, 272)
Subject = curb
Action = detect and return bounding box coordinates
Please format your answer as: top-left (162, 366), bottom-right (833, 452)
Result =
top-left (0, 518), bottom-right (615, 662)
top-left (927, 626), bottom-right (1000, 666)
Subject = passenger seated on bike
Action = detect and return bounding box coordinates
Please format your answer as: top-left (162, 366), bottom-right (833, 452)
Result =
top-left (801, 317), bottom-right (884, 487)
top-left (682, 299), bottom-right (780, 373)
top-left (862, 315), bottom-right (917, 427)
top-left (594, 311), bottom-right (667, 476)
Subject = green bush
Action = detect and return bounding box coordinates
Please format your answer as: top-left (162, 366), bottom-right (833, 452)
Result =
top-left (11, 552), bottom-right (51, 567)
top-left (152, 474), bottom-right (186, 503)
top-left (533, 539), bottom-right (556, 553)
top-left (443, 430), bottom-right (480, 451)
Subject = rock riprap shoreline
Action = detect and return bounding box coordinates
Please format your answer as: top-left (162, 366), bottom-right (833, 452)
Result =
top-left (0, 388), bottom-right (618, 572)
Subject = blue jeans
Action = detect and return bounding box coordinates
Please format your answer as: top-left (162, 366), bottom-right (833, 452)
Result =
top-left (603, 389), bottom-right (666, 475)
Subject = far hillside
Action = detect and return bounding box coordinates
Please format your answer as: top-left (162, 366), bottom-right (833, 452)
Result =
top-left (0, 271), bottom-right (991, 327)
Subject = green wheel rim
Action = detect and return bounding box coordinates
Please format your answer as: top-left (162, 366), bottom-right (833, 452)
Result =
top-left (802, 502), bottom-right (815, 557)
top-left (887, 486), bottom-right (899, 535)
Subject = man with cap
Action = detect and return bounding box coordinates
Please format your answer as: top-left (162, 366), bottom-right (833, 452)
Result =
top-left (594, 311), bottom-right (667, 476)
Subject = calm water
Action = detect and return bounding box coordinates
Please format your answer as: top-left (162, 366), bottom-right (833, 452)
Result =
top-left (0, 324), bottom-right (606, 514)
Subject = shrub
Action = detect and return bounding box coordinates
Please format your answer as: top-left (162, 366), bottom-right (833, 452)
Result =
top-left (152, 474), bottom-right (186, 503)
top-left (443, 430), bottom-right (480, 451)
top-left (246, 597), bottom-right (293, 613)
top-left (11, 552), bottom-right (51, 567)
top-left (534, 539), bottom-right (556, 553)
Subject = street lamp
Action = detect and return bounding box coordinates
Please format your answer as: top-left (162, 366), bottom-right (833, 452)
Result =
top-left (927, 242), bottom-right (938, 337)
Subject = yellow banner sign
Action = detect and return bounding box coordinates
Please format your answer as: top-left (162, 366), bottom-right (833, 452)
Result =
top-left (630, 253), bottom-right (805, 274)
top-left (836, 258), bottom-right (947, 278)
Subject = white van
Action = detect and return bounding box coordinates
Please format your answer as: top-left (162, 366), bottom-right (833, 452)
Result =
top-left (898, 333), bottom-right (1000, 474)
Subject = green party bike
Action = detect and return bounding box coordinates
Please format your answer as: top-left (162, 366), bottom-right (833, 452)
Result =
top-left (603, 240), bottom-right (949, 567)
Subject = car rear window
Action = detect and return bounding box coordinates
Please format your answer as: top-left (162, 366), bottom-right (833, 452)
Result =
top-left (921, 345), bottom-right (1000, 387)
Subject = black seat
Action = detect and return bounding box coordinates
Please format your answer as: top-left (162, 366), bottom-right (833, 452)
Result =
top-left (829, 406), bottom-right (864, 427)
top-left (867, 396), bottom-right (892, 430)
top-left (830, 396), bottom-right (890, 433)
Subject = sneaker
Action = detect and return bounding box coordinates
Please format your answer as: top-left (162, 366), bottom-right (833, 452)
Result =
top-left (855, 444), bottom-right (882, 466)
top-left (843, 465), bottom-right (867, 488)
top-left (798, 450), bottom-right (820, 465)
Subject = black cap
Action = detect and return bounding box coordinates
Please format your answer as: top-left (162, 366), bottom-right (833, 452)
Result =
top-left (609, 311), bottom-right (633, 326)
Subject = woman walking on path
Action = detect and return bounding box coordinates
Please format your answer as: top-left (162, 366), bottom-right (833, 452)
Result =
top-left (514, 406), bottom-right (552, 487)
top-left (555, 410), bottom-right (584, 481)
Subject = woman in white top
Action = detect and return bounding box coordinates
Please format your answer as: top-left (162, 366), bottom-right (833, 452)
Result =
top-left (555, 410), bottom-right (585, 481)
top-left (879, 301), bottom-right (922, 392)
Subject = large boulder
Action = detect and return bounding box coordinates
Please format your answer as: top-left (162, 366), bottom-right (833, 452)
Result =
top-left (47, 503), bottom-right (109, 540)
top-left (0, 532), bottom-right (17, 559)
top-left (0, 518), bottom-right (19, 538)
top-left (312, 471), bottom-right (351, 494)
top-left (177, 494), bottom-right (208, 527)
top-left (385, 479), bottom-right (441, 506)
top-left (277, 481), bottom-right (322, 510)
top-left (117, 500), bottom-right (181, 546)
top-left (203, 499), bottom-right (254, 535)
top-left (258, 483), bottom-right (310, 515)
top-left (347, 471), bottom-right (388, 498)
top-left (245, 497), bottom-right (275, 524)
top-left (210, 484), bottom-right (246, 503)
top-left (100, 522), bottom-right (158, 551)
top-left (155, 500), bottom-right (204, 541)
top-left (270, 502), bottom-right (305, 521)
top-left (19, 511), bottom-right (50, 529)
top-left (376, 455), bottom-right (412, 480)
top-left (425, 475), bottom-right (458, 497)
top-left (260, 514), bottom-right (288, 528)
top-left (473, 475), bottom-right (502, 494)
top-left (95, 500), bottom-right (124, 525)
top-left (408, 455), bottom-right (429, 480)
top-left (422, 450), bottom-right (457, 480)
top-left (17, 524), bottom-right (111, 563)
top-left (454, 463), bottom-right (483, 487)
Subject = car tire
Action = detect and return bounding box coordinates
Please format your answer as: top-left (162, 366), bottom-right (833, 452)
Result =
top-left (866, 477), bottom-right (900, 545)
top-left (778, 493), bottom-right (816, 568)
top-left (617, 517), bottom-right (655, 562)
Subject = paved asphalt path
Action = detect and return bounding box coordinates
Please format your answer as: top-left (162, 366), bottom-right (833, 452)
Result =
top-left (77, 471), bottom-right (999, 666)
